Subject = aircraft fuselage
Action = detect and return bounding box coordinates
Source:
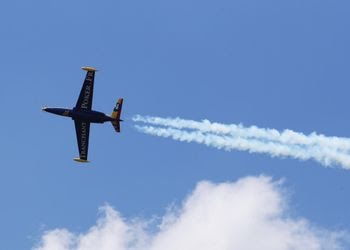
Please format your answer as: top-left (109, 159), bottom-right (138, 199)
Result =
top-left (43, 107), bottom-right (115, 123)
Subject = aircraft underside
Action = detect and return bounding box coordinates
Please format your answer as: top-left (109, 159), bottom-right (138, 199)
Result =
top-left (42, 66), bottom-right (123, 162)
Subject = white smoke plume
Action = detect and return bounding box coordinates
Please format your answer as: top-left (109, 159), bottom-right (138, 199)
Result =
top-left (33, 176), bottom-right (348, 250)
top-left (133, 115), bottom-right (350, 169)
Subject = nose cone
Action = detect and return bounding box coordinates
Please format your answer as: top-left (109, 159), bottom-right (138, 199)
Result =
top-left (42, 107), bottom-right (47, 112)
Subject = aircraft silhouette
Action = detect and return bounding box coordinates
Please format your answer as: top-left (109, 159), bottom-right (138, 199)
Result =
top-left (43, 66), bottom-right (123, 162)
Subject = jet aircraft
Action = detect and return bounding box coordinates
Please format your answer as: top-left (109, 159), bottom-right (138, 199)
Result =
top-left (42, 66), bottom-right (123, 163)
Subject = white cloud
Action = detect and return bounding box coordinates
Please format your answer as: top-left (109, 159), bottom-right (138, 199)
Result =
top-left (33, 176), bottom-right (348, 250)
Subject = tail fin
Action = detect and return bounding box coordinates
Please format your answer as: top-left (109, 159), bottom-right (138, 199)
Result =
top-left (111, 98), bottom-right (123, 132)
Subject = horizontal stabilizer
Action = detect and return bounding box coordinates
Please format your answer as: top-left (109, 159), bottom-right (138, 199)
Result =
top-left (111, 98), bottom-right (123, 133)
top-left (112, 121), bottom-right (121, 132)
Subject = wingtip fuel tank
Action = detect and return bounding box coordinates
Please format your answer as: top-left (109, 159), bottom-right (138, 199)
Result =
top-left (74, 158), bottom-right (90, 163)
top-left (81, 66), bottom-right (98, 72)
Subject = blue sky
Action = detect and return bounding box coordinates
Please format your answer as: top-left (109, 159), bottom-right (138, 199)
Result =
top-left (1, 0), bottom-right (350, 249)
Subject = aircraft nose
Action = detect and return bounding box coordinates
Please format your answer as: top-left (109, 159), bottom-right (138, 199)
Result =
top-left (42, 107), bottom-right (47, 112)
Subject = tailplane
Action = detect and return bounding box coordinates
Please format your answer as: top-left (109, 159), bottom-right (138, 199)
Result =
top-left (111, 98), bottom-right (123, 132)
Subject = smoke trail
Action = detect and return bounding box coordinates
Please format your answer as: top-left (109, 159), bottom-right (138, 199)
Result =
top-left (133, 115), bottom-right (350, 151)
top-left (133, 115), bottom-right (350, 169)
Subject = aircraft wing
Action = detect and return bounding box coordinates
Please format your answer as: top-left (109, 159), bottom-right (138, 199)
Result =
top-left (73, 119), bottom-right (91, 162)
top-left (75, 68), bottom-right (95, 111)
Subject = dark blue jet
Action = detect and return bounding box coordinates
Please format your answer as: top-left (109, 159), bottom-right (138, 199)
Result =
top-left (42, 66), bottom-right (123, 163)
